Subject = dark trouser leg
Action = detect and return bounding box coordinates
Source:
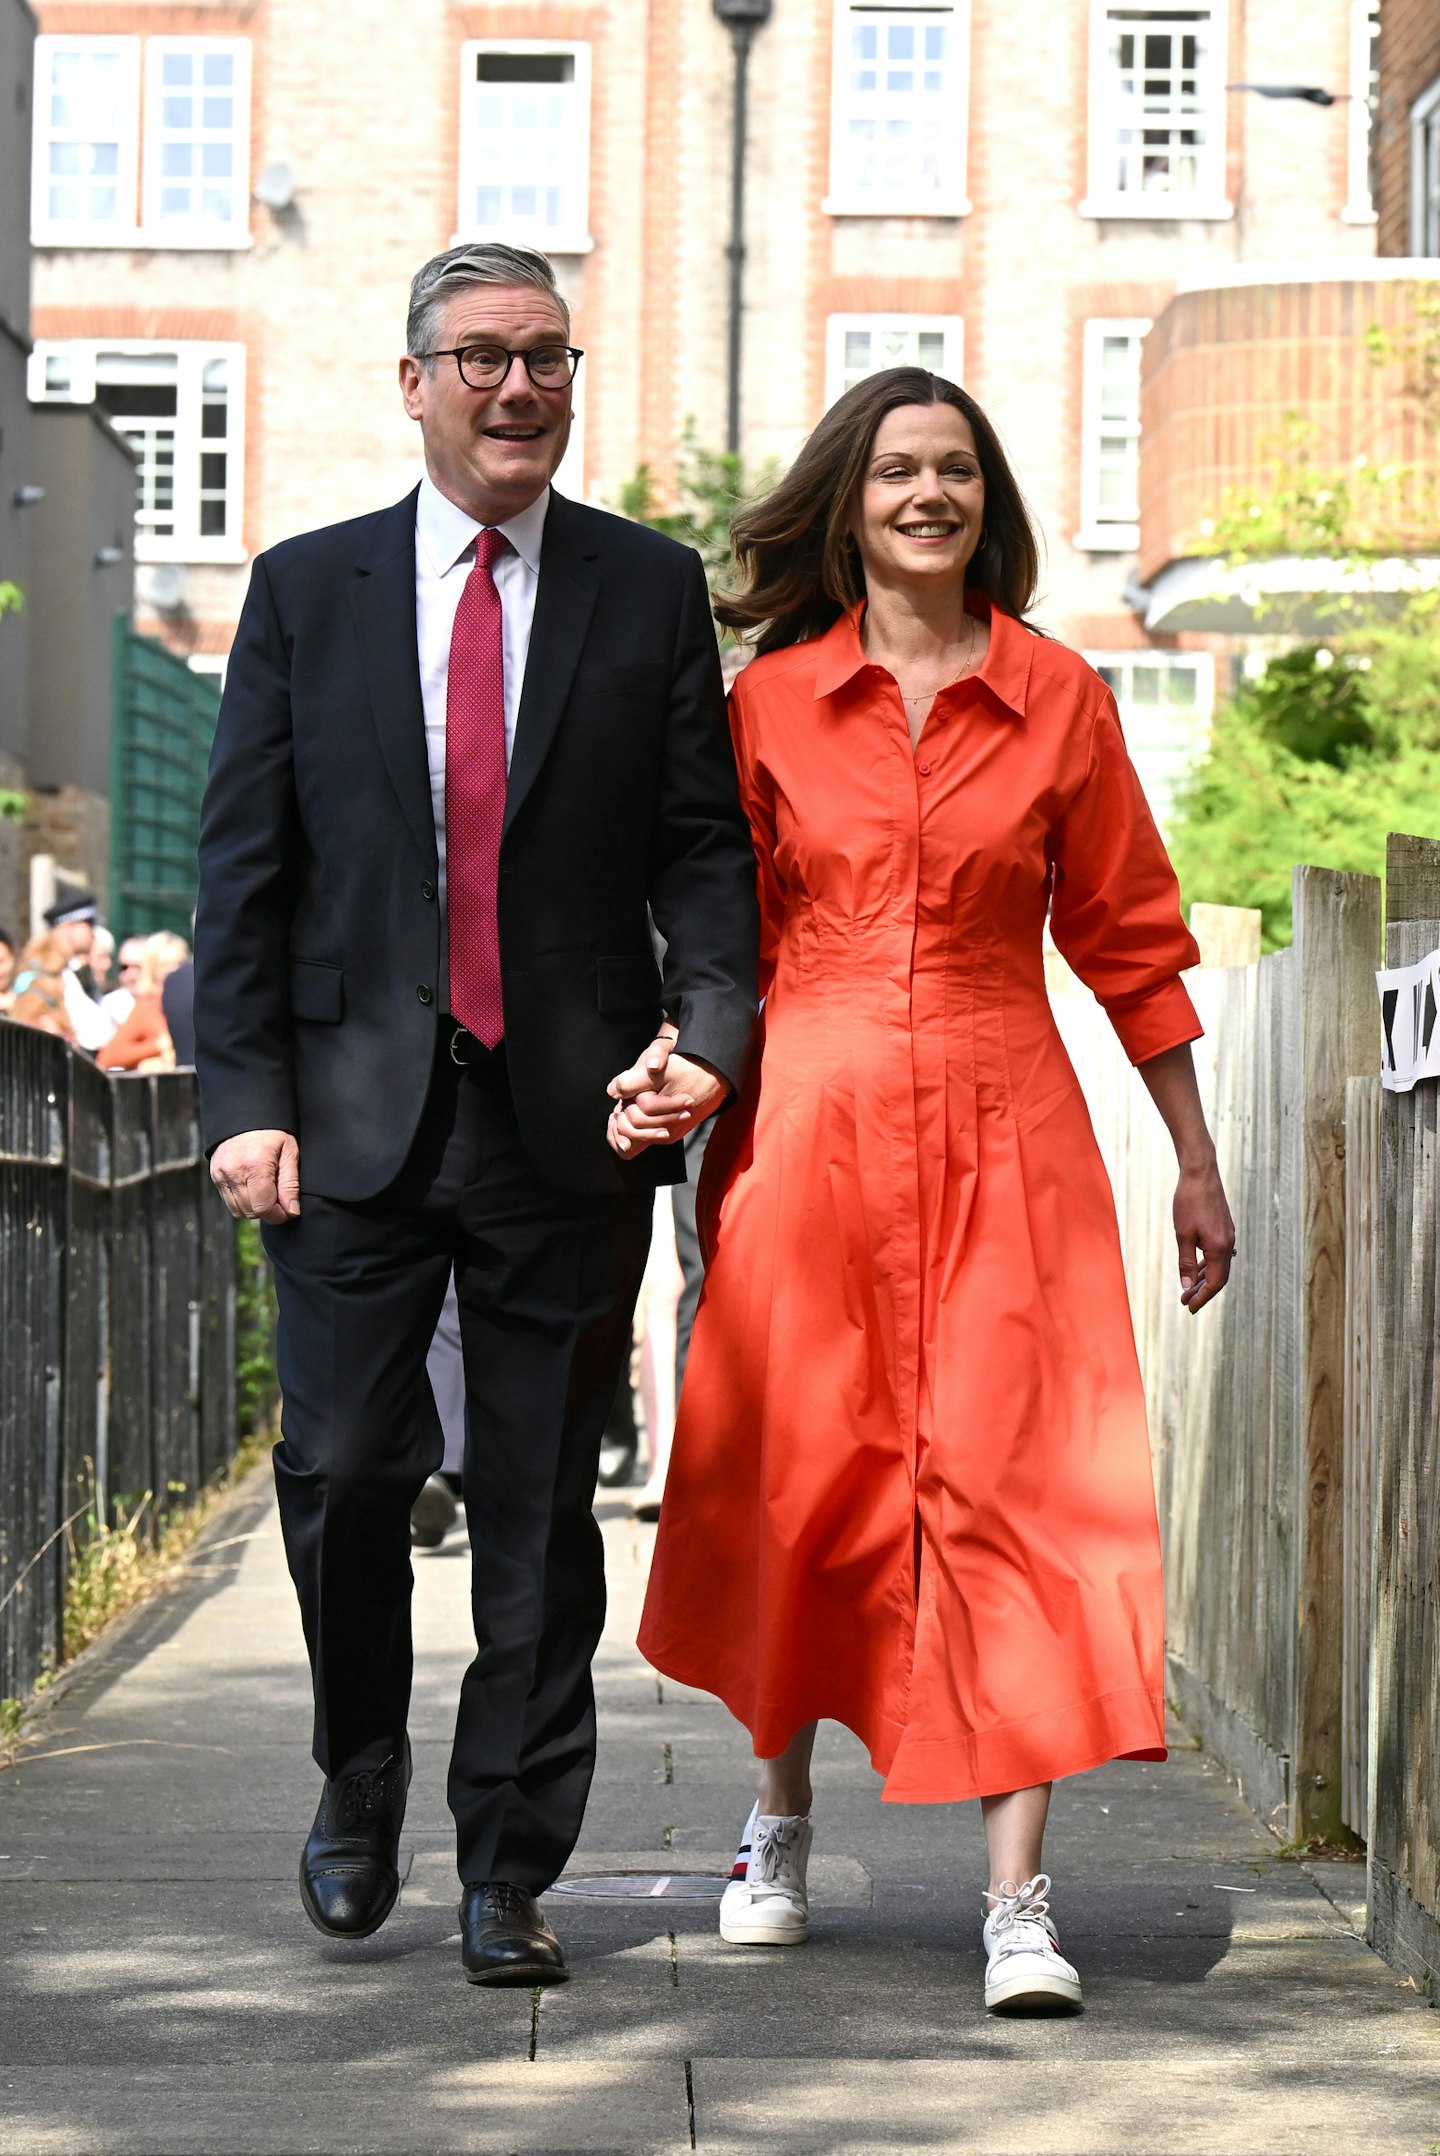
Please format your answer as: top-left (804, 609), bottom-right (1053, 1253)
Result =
top-left (672, 1118), bottom-right (711, 1397)
top-left (264, 1199), bottom-right (452, 1776)
top-left (447, 1068), bottom-right (652, 1892)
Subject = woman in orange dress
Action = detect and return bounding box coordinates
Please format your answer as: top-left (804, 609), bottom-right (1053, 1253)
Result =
top-left (97, 932), bottom-right (188, 1073)
top-left (618, 368), bottom-right (1235, 2016)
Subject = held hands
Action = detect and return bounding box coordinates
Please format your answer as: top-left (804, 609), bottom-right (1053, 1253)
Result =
top-left (1174, 1155), bottom-right (1235, 1315)
top-left (211, 1129), bottom-right (301, 1224)
top-left (606, 1026), bottom-right (729, 1159)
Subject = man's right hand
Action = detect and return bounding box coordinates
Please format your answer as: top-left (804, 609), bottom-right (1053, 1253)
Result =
top-left (211, 1129), bottom-right (302, 1224)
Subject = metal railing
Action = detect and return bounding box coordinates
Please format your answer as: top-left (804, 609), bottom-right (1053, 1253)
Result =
top-left (0, 1021), bottom-right (237, 1703)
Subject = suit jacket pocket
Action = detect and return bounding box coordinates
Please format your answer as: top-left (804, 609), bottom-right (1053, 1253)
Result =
top-left (596, 954), bottom-right (662, 1015)
top-left (289, 959), bottom-right (344, 1023)
top-left (572, 662), bottom-right (667, 699)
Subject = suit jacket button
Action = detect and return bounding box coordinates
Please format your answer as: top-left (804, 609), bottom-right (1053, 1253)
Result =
top-left (421, 880), bottom-right (435, 901)
top-left (417, 984), bottom-right (433, 1005)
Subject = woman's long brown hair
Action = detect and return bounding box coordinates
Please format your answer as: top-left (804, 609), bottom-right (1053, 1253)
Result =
top-left (714, 368), bottom-right (1042, 657)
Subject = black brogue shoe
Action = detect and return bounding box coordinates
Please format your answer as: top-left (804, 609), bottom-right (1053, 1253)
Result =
top-left (299, 1740), bottom-right (411, 1939)
top-left (460, 1881), bottom-right (569, 1986)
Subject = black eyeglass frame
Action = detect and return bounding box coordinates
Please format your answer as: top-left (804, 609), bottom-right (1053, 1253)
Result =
top-left (416, 343), bottom-right (585, 391)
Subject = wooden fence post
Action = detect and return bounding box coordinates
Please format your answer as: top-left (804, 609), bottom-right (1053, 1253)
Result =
top-left (1368, 833), bottom-right (1440, 1984)
top-left (1291, 864), bottom-right (1382, 1844)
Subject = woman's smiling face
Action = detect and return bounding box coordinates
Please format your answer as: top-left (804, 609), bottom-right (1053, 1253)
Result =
top-left (850, 402), bottom-right (987, 595)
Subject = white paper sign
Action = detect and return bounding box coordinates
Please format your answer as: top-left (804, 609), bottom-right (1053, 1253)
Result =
top-left (1377, 945), bottom-right (1440, 1092)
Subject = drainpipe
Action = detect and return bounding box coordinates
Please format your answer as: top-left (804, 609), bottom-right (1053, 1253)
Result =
top-left (712, 0), bottom-right (774, 456)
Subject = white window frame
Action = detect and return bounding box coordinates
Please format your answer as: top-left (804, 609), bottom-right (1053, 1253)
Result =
top-left (1076, 317), bottom-right (1151, 552)
top-left (823, 1), bottom-right (972, 218)
top-left (1411, 75), bottom-right (1440, 258)
top-left (824, 314), bottom-right (964, 403)
top-left (30, 34), bottom-right (141, 247)
top-left (1081, 4), bottom-right (1231, 221)
top-left (31, 31), bottom-right (251, 249)
top-left (456, 41), bottom-right (594, 254)
top-left (1342, 1), bottom-right (1379, 223)
top-left (27, 339), bottom-right (247, 565)
top-left (1084, 649), bottom-right (1215, 832)
top-left (141, 38), bottom-right (253, 245)
top-left (187, 653), bottom-right (230, 692)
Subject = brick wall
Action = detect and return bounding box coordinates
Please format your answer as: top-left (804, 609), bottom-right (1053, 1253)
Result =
top-left (1374, 0), bottom-right (1440, 255)
top-left (1138, 271), bottom-right (1440, 581)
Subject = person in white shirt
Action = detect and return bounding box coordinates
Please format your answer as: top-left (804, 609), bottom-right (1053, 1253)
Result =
top-left (42, 891), bottom-right (117, 1053)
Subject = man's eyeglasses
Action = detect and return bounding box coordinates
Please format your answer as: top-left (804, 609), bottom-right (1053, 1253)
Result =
top-left (417, 343), bottom-right (584, 392)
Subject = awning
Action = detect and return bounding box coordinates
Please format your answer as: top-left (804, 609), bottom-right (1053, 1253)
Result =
top-left (1127, 554), bottom-right (1440, 635)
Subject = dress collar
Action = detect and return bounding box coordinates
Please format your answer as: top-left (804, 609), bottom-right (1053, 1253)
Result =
top-left (811, 594), bottom-right (1032, 719)
top-left (415, 471), bottom-right (550, 577)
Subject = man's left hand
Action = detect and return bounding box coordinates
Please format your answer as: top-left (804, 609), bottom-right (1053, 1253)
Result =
top-left (606, 1031), bottom-right (729, 1158)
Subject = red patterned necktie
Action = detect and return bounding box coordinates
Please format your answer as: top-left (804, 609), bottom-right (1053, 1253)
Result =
top-left (446, 527), bottom-right (510, 1047)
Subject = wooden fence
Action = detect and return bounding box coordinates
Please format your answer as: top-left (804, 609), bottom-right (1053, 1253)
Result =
top-left (1050, 833), bottom-right (1439, 1994)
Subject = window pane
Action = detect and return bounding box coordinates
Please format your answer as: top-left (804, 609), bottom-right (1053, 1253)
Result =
top-left (467, 53), bottom-right (581, 236)
top-left (1106, 9), bottom-right (1214, 197)
top-left (838, 8), bottom-right (957, 200)
top-left (43, 41), bottom-right (132, 229)
top-left (148, 43), bottom-right (243, 226)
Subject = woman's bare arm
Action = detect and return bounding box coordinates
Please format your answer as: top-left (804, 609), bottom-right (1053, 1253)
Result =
top-left (1135, 1042), bottom-right (1235, 1315)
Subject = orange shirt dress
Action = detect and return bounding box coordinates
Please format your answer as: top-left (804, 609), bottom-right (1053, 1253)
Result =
top-left (637, 598), bottom-right (1203, 1803)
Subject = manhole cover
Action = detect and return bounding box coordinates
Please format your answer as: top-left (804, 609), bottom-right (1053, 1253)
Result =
top-left (551, 1872), bottom-right (728, 1902)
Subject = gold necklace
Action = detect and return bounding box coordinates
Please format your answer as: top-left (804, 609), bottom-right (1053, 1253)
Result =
top-left (888, 614), bottom-right (978, 701)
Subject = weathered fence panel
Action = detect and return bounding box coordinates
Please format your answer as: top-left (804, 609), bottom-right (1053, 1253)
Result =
top-left (1365, 835), bottom-right (1440, 1988)
top-left (0, 1025), bottom-right (238, 1704)
top-left (1058, 833), bottom-right (1440, 1993)
top-left (1051, 864), bottom-right (1380, 1843)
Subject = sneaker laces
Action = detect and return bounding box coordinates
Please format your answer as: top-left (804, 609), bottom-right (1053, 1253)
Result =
top-left (751, 1817), bottom-right (806, 1887)
top-left (983, 1873), bottom-right (1054, 1958)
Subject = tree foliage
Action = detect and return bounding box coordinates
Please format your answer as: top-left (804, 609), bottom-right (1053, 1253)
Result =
top-left (617, 426), bottom-right (775, 618)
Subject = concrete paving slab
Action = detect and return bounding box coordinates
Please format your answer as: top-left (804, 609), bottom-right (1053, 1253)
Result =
top-left (689, 2056), bottom-right (1440, 2155)
top-left (1, 2062), bottom-right (692, 2154)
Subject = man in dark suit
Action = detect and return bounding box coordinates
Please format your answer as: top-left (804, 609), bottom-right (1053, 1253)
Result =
top-left (194, 243), bottom-right (757, 1988)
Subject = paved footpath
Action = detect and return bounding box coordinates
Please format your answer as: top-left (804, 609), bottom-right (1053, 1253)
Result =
top-left (2, 1465), bottom-right (1438, 2156)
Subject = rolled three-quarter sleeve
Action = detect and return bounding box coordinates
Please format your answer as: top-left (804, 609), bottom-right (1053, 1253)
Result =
top-left (1050, 690), bottom-right (1202, 1066)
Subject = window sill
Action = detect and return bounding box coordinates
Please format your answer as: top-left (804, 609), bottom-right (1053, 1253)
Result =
top-left (450, 228), bottom-right (595, 255)
top-left (1074, 524), bottom-right (1139, 553)
top-left (1078, 195), bottom-right (1233, 222)
top-left (821, 195), bottom-right (972, 220)
top-left (1340, 204), bottom-right (1378, 225)
top-left (32, 225), bottom-right (254, 252)
top-left (136, 543), bottom-right (249, 567)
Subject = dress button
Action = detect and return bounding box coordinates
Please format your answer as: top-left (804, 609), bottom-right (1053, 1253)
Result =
top-left (917, 760), bottom-right (932, 776)
top-left (417, 984), bottom-right (433, 1005)
top-left (420, 880), bottom-right (435, 901)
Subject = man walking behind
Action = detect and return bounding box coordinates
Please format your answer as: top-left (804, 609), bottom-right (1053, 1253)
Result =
top-left (194, 243), bottom-right (757, 1988)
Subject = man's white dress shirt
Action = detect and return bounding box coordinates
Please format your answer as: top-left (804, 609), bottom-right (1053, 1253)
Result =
top-left (414, 473), bottom-right (548, 912)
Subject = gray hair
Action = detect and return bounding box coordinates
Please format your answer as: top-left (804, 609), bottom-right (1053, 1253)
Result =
top-left (406, 243), bottom-right (570, 360)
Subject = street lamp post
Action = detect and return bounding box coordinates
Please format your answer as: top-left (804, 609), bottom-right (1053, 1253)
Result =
top-left (712, 0), bottom-right (773, 456)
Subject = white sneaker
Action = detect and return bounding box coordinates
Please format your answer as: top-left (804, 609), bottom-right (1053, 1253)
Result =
top-left (718, 1802), bottom-right (812, 1945)
top-left (982, 1874), bottom-right (1083, 2014)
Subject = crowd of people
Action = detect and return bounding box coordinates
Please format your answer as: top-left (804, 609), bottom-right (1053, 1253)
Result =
top-left (0, 889), bottom-right (194, 1069)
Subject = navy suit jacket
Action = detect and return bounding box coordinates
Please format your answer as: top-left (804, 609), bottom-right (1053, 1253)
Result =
top-left (194, 487), bottom-right (759, 1199)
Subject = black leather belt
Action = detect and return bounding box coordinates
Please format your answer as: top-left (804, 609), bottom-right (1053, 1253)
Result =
top-left (449, 1024), bottom-right (506, 1071)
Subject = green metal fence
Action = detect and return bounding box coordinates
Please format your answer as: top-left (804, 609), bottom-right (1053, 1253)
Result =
top-left (110, 618), bottom-right (222, 941)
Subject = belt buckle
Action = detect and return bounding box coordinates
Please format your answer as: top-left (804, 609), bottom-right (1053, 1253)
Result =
top-left (450, 1024), bottom-right (472, 1068)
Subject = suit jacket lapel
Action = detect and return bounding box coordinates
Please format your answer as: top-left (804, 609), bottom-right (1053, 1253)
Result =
top-left (504, 490), bottom-right (600, 837)
top-left (348, 489), bottom-right (437, 868)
